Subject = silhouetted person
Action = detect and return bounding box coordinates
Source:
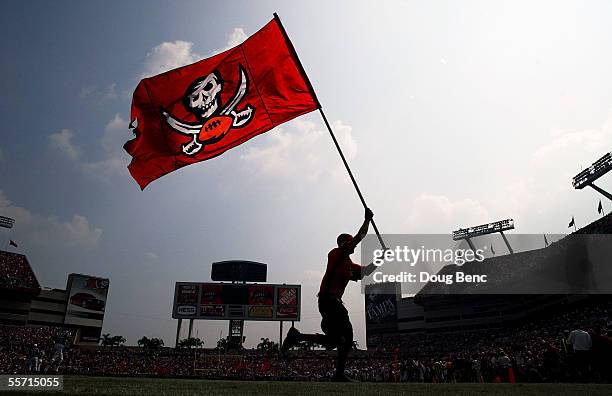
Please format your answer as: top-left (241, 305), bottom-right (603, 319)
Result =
top-left (281, 208), bottom-right (378, 381)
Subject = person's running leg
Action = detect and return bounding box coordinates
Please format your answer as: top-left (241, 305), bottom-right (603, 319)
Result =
top-left (332, 302), bottom-right (354, 380)
top-left (281, 297), bottom-right (339, 353)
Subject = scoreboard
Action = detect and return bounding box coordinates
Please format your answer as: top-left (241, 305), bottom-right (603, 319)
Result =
top-left (172, 282), bottom-right (300, 321)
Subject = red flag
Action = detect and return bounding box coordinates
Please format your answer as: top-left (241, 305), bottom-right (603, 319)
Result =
top-left (125, 16), bottom-right (319, 189)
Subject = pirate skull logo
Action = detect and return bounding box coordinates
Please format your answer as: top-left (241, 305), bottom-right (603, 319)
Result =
top-left (184, 71), bottom-right (223, 120)
top-left (163, 64), bottom-right (255, 156)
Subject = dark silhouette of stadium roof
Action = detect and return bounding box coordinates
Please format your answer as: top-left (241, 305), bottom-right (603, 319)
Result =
top-left (415, 213), bottom-right (612, 301)
top-left (573, 212), bottom-right (612, 234)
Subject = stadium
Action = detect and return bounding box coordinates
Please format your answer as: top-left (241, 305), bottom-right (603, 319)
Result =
top-left (3, 2), bottom-right (612, 395)
top-left (1, 214), bottom-right (612, 393)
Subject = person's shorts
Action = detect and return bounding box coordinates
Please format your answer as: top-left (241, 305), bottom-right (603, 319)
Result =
top-left (318, 295), bottom-right (353, 344)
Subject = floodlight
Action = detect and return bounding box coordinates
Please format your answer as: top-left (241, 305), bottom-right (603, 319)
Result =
top-left (452, 219), bottom-right (514, 240)
top-left (573, 152), bottom-right (612, 189)
top-left (0, 216), bottom-right (14, 229)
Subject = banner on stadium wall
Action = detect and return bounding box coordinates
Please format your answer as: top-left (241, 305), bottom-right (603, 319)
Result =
top-left (172, 282), bottom-right (300, 321)
top-left (64, 274), bottom-right (110, 340)
top-left (364, 282), bottom-right (399, 349)
top-left (364, 282), bottom-right (398, 325)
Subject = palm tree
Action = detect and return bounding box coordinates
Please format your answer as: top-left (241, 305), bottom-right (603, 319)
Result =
top-left (101, 334), bottom-right (126, 347)
top-left (216, 337), bottom-right (228, 351)
top-left (100, 333), bottom-right (112, 347)
top-left (256, 337), bottom-right (279, 352)
top-left (138, 336), bottom-right (164, 349)
top-left (137, 336), bottom-right (150, 348)
top-left (149, 338), bottom-right (164, 349)
top-left (178, 337), bottom-right (203, 349)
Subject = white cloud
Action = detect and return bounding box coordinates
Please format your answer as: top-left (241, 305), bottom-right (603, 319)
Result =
top-left (48, 129), bottom-right (80, 160)
top-left (333, 120), bottom-right (357, 160)
top-left (105, 84), bottom-right (119, 100)
top-left (226, 28), bottom-right (248, 48)
top-left (240, 119), bottom-right (357, 182)
top-left (146, 252), bottom-right (159, 260)
top-left (79, 86), bottom-right (96, 99)
top-left (403, 193), bottom-right (490, 233)
top-left (139, 28), bottom-right (247, 79)
top-left (81, 114), bottom-right (130, 178)
top-left (79, 83), bottom-right (119, 101)
top-left (481, 109), bottom-right (612, 233)
top-left (141, 40), bottom-right (199, 78)
top-left (210, 28), bottom-right (248, 55)
top-left (101, 114), bottom-right (129, 155)
top-left (412, 109), bottom-right (612, 235)
top-left (0, 190), bottom-right (102, 250)
top-left (530, 108), bottom-right (612, 189)
top-left (532, 121), bottom-right (612, 168)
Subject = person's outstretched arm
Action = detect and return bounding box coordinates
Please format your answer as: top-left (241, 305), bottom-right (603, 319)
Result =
top-left (344, 208), bottom-right (373, 252)
top-left (351, 260), bottom-right (379, 281)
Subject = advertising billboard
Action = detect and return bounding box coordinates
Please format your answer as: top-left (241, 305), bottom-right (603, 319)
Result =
top-left (172, 283), bottom-right (300, 321)
top-left (275, 286), bottom-right (299, 320)
top-left (248, 285), bottom-right (274, 305)
top-left (64, 274), bottom-right (110, 340)
top-left (364, 282), bottom-right (398, 325)
top-left (364, 282), bottom-right (399, 349)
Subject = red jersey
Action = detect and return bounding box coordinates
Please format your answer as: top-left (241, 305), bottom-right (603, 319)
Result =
top-left (319, 247), bottom-right (363, 298)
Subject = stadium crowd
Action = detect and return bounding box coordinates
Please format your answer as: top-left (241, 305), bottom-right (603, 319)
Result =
top-left (0, 251), bottom-right (39, 290)
top-left (0, 298), bottom-right (610, 382)
top-left (0, 325), bottom-right (72, 374)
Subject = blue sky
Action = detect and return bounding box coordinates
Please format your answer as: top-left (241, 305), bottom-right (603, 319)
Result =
top-left (1, 0), bottom-right (612, 347)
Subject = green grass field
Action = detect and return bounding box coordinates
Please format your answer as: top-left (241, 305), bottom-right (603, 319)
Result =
top-left (17, 376), bottom-right (612, 395)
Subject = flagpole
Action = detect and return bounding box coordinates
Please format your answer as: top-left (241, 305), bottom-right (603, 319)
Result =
top-left (318, 109), bottom-right (387, 250)
top-left (273, 12), bottom-right (387, 250)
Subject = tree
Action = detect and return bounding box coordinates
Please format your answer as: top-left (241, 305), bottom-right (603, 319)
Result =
top-left (178, 337), bottom-right (203, 349)
top-left (100, 333), bottom-right (112, 347)
top-left (138, 336), bottom-right (164, 349)
top-left (256, 337), bottom-right (279, 352)
top-left (137, 336), bottom-right (150, 348)
top-left (148, 337), bottom-right (164, 349)
top-left (216, 337), bottom-right (228, 351)
top-left (100, 333), bottom-right (126, 347)
top-left (297, 340), bottom-right (316, 351)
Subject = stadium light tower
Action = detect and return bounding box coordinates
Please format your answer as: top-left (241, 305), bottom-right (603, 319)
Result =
top-left (452, 219), bottom-right (515, 254)
top-left (572, 151), bottom-right (612, 202)
top-left (0, 216), bottom-right (15, 229)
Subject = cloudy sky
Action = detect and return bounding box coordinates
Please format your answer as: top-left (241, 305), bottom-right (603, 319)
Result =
top-left (1, 0), bottom-right (612, 347)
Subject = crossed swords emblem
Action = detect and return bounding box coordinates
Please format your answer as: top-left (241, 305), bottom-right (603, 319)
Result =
top-left (162, 65), bottom-right (255, 156)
